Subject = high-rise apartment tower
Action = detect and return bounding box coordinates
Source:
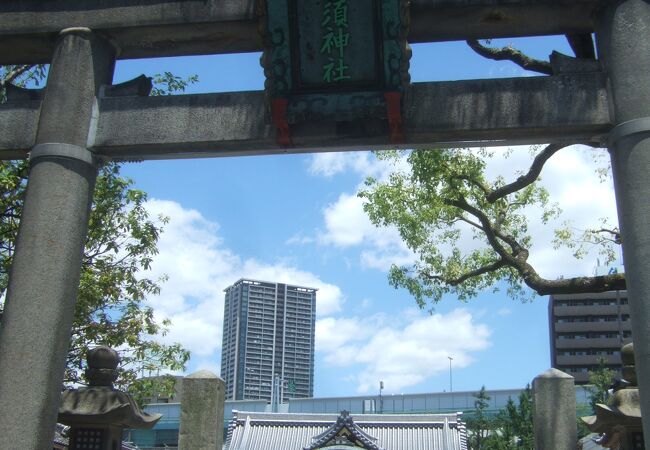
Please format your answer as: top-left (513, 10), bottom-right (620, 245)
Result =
top-left (221, 279), bottom-right (317, 402)
top-left (549, 290), bottom-right (631, 383)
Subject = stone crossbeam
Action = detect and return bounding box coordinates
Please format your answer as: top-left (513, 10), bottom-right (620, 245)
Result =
top-left (0, 99), bottom-right (40, 158)
top-left (0, 0), bottom-right (599, 64)
top-left (0, 73), bottom-right (611, 161)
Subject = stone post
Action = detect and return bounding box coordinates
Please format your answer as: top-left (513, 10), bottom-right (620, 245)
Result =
top-left (178, 370), bottom-right (226, 450)
top-left (532, 368), bottom-right (576, 450)
top-left (596, 1), bottom-right (650, 447)
top-left (0, 28), bottom-right (115, 449)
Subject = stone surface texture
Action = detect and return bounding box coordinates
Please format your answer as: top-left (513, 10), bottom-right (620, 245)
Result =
top-left (0, 0), bottom-right (601, 64)
top-left (0, 29), bottom-right (114, 450)
top-left (178, 371), bottom-right (226, 450)
top-left (532, 368), bottom-right (576, 450)
top-left (597, 1), bottom-right (650, 448)
top-left (1, 72), bottom-right (611, 161)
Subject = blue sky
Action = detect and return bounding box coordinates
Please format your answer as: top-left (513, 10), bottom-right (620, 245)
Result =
top-left (109, 36), bottom-right (619, 397)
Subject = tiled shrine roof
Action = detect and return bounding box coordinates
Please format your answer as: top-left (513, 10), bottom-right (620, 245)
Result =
top-left (226, 410), bottom-right (468, 450)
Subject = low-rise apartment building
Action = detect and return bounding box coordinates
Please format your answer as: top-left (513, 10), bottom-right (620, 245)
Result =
top-left (549, 290), bottom-right (631, 383)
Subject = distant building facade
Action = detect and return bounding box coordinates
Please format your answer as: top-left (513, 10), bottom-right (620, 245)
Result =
top-left (221, 279), bottom-right (317, 402)
top-left (128, 386), bottom-right (594, 448)
top-left (549, 290), bottom-right (631, 383)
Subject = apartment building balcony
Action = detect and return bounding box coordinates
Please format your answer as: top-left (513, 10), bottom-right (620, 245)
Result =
top-left (555, 337), bottom-right (623, 349)
top-left (553, 304), bottom-right (629, 316)
top-left (555, 354), bottom-right (621, 366)
top-left (563, 371), bottom-right (590, 383)
top-left (554, 321), bottom-right (628, 333)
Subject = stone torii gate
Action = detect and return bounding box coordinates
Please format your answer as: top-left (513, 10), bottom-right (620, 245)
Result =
top-left (0, 1), bottom-right (648, 448)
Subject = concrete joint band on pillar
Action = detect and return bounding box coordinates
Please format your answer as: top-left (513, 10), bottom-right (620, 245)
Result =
top-left (60, 27), bottom-right (93, 36)
top-left (30, 143), bottom-right (94, 165)
top-left (609, 117), bottom-right (650, 146)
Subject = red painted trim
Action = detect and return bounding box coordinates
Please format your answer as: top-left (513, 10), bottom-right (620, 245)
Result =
top-left (384, 91), bottom-right (404, 144)
top-left (271, 98), bottom-right (292, 147)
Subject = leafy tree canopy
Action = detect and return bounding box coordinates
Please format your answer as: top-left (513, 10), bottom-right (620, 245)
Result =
top-left (467, 386), bottom-right (494, 450)
top-left (494, 386), bottom-right (534, 449)
top-left (0, 65), bottom-right (198, 398)
top-left (586, 357), bottom-right (616, 412)
top-left (359, 148), bottom-right (624, 308)
top-left (466, 386), bottom-right (534, 450)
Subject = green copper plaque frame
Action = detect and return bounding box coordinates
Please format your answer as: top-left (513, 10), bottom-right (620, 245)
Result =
top-left (258, 0), bottom-right (411, 145)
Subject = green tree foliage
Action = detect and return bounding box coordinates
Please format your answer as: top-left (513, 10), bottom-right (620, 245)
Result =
top-left (467, 386), bottom-right (494, 450)
top-left (467, 386), bottom-right (534, 450)
top-left (0, 161), bottom-right (190, 393)
top-left (0, 65), bottom-right (198, 396)
top-left (586, 357), bottom-right (616, 412)
top-left (150, 71), bottom-right (199, 96)
top-left (576, 359), bottom-right (616, 438)
top-left (359, 149), bottom-right (624, 308)
top-left (494, 386), bottom-right (534, 449)
top-left (0, 64), bottom-right (47, 101)
top-left (0, 160), bottom-right (25, 292)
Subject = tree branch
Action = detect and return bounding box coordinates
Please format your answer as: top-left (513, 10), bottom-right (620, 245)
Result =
top-left (448, 196), bottom-right (525, 257)
top-left (1, 65), bottom-right (34, 87)
top-left (425, 258), bottom-right (508, 286)
top-left (487, 143), bottom-right (565, 202)
top-left (466, 40), bottom-right (553, 75)
top-left (450, 174), bottom-right (491, 197)
top-left (520, 272), bottom-right (626, 295)
top-left (457, 215), bottom-right (484, 231)
top-left (448, 198), bottom-right (627, 294)
top-left (591, 228), bottom-right (622, 245)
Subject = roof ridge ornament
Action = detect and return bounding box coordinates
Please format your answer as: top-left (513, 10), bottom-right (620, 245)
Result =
top-left (304, 410), bottom-right (384, 450)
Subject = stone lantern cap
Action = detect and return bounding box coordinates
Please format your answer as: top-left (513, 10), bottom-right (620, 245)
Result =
top-left (582, 343), bottom-right (641, 434)
top-left (58, 346), bottom-right (162, 429)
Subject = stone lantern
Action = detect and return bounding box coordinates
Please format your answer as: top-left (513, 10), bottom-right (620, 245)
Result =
top-left (582, 343), bottom-right (644, 450)
top-left (58, 346), bottom-right (162, 450)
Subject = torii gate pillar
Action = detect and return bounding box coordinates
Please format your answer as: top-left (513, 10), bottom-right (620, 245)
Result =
top-left (597, 1), bottom-right (650, 447)
top-left (0, 29), bottom-right (115, 449)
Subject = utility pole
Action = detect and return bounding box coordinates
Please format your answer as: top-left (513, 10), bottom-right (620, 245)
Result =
top-left (379, 380), bottom-right (384, 414)
top-left (448, 356), bottom-right (454, 412)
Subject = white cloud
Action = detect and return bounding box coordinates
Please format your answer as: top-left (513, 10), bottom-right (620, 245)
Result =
top-left (497, 307), bottom-right (512, 317)
top-left (286, 233), bottom-right (315, 245)
top-left (360, 298), bottom-right (373, 309)
top-left (142, 199), bottom-right (345, 369)
top-left (309, 152), bottom-right (376, 178)
top-left (307, 151), bottom-right (419, 271)
top-left (309, 151), bottom-right (407, 181)
top-left (316, 316), bottom-right (377, 353)
top-left (318, 192), bottom-right (415, 270)
top-left (319, 193), bottom-right (372, 247)
top-left (316, 309), bottom-right (491, 393)
top-left (359, 249), bottom-right (417, 272)
top-left (308, 153), bottom-right (352, 177)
